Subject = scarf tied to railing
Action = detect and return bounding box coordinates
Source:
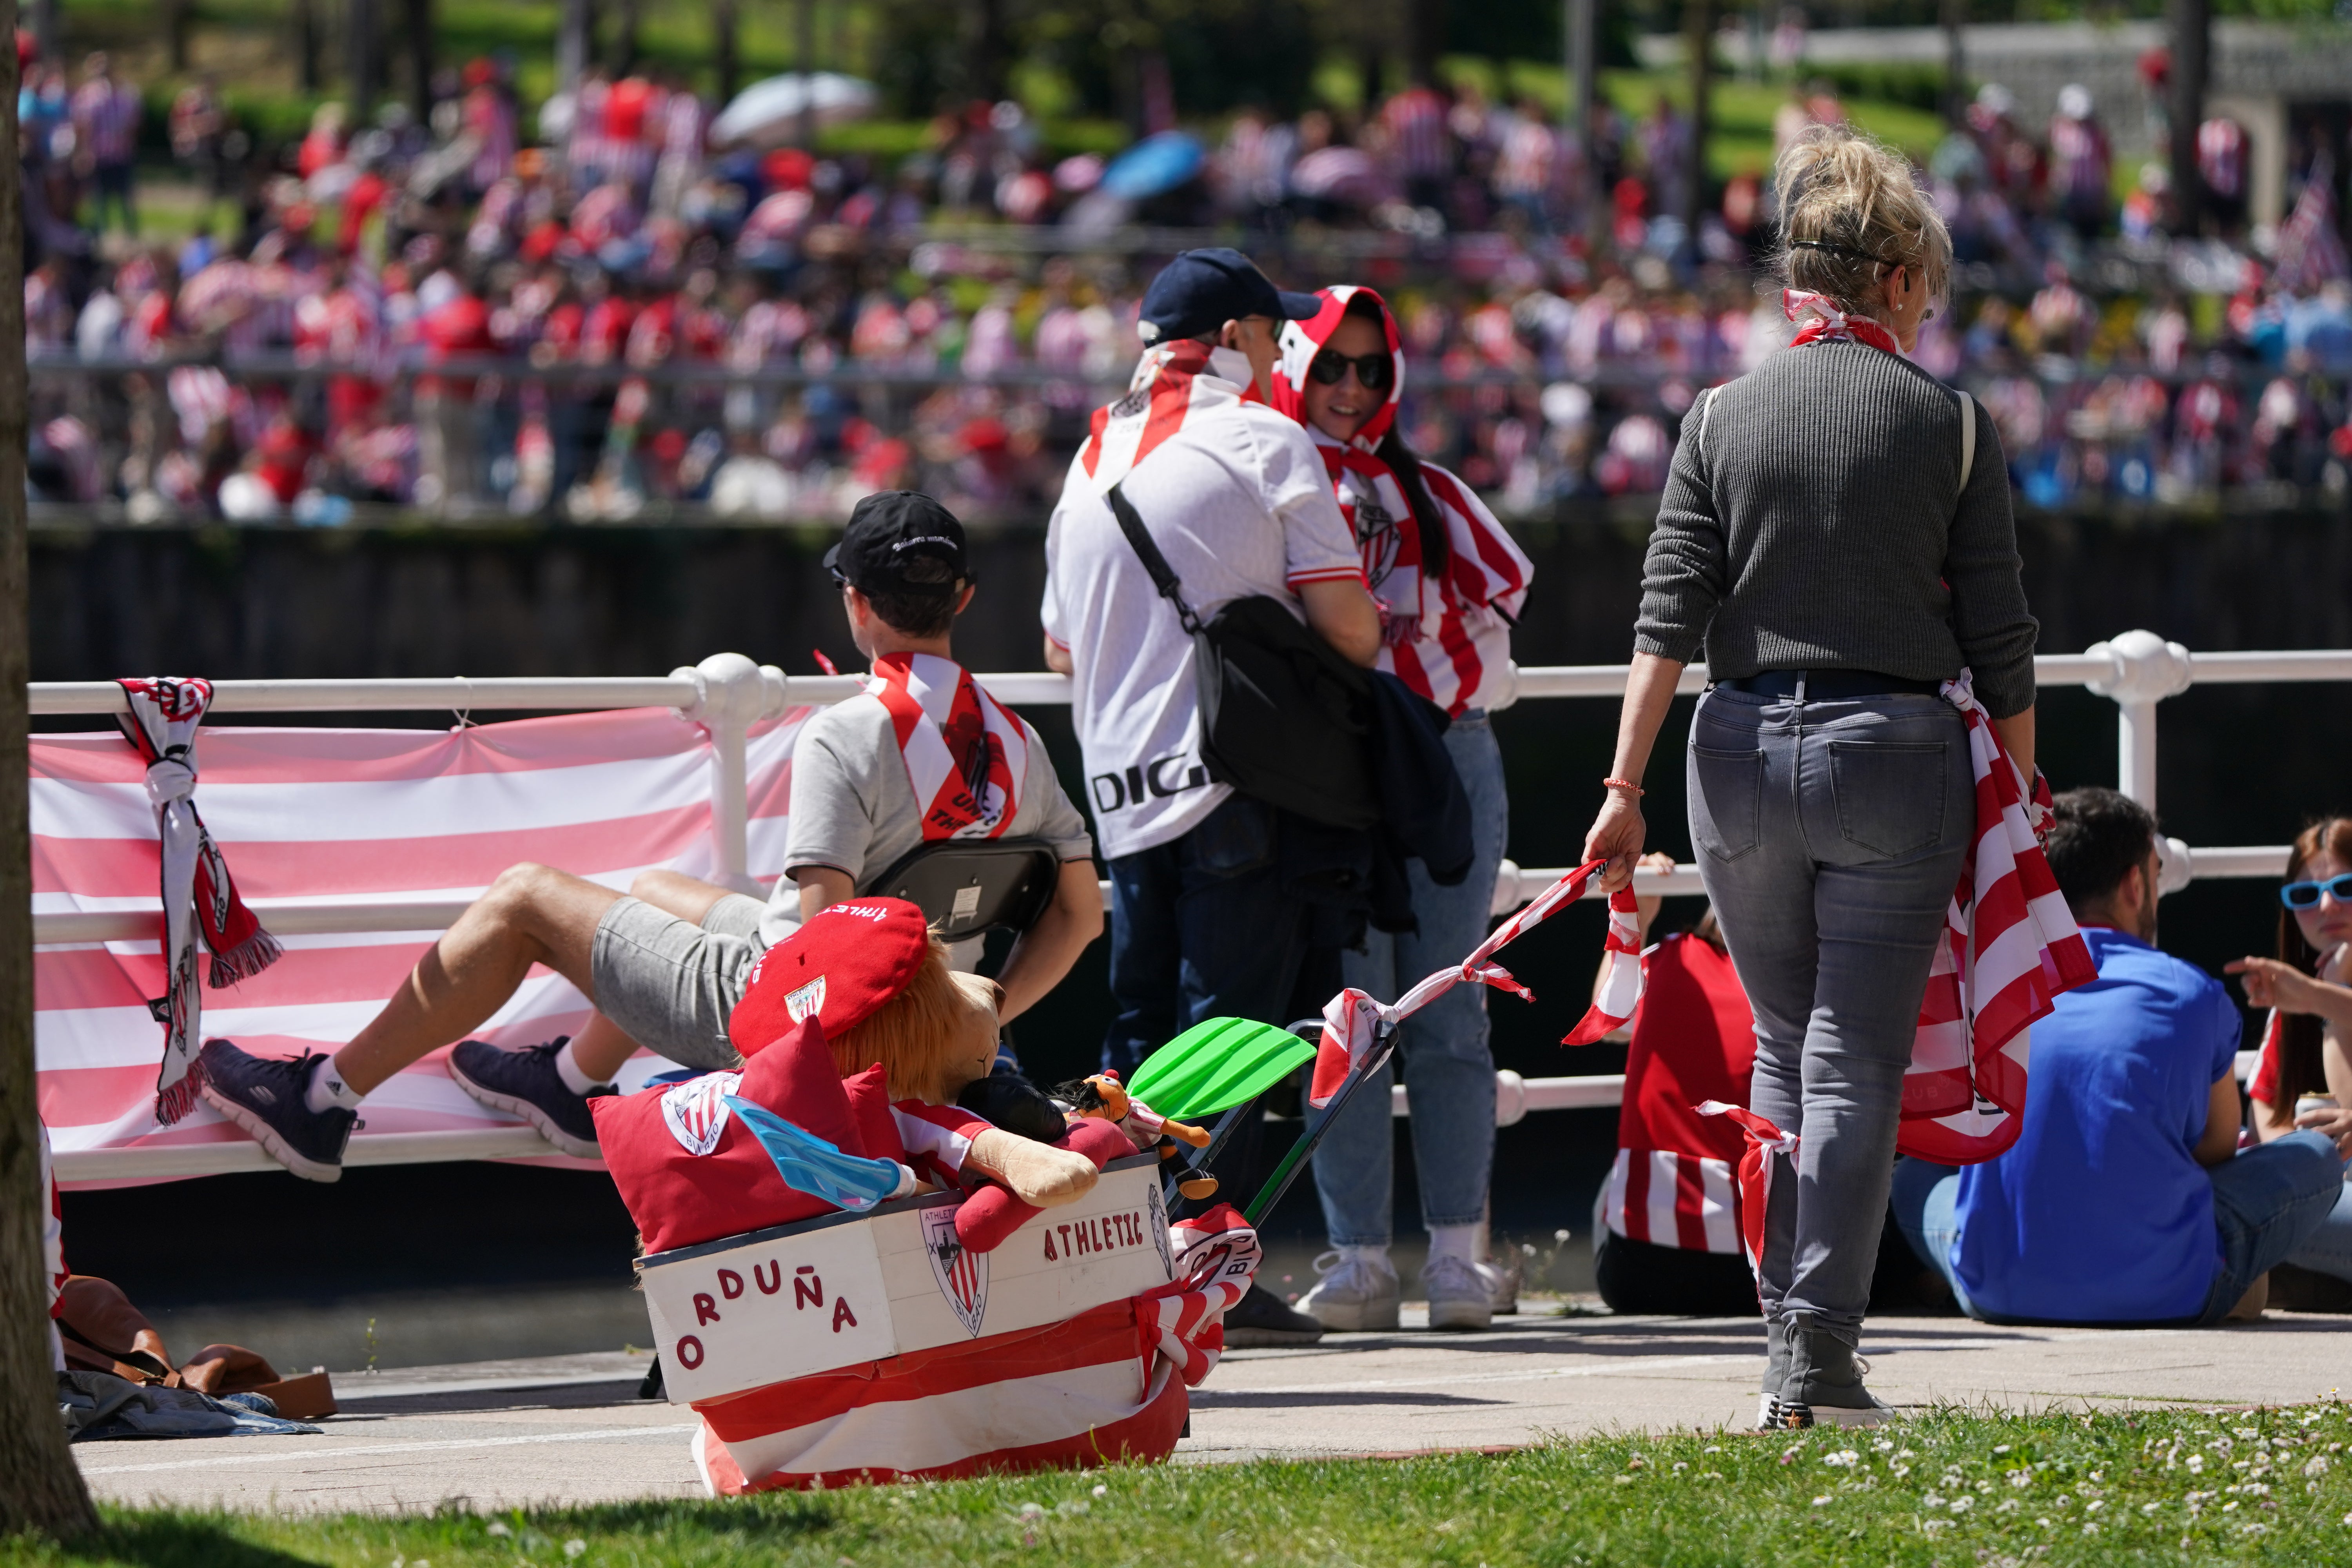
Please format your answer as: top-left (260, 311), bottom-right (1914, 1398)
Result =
top-left (1310, 859), bottom-right (1650, 1109)
top-left (115, 677), bottom-right (282, 1125)
top-left (1782, 289), bottom-right (1902, 357)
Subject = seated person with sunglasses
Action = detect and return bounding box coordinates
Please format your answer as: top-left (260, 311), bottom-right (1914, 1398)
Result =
top-left (2228, 816), bottom-right (2352, 1288)
top-left (1891, 788), bottom-right (2346, 1324)
top-left (198, 492), bottom-right (1102, 1181)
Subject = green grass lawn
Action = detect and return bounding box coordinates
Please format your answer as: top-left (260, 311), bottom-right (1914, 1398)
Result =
top-left (18, 1405), bottom-right (2352, 1566)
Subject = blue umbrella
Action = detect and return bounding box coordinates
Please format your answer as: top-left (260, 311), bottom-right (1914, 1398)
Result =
top-left (1100, 132), bottom-right (1205, 201)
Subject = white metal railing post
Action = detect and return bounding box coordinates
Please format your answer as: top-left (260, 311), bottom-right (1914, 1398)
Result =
top-left (672, 652), bottom-right (789, 894)
top-left (2083, 630), bottom-right (2193, 813)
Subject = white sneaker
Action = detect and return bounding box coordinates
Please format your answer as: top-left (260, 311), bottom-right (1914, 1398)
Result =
top-left (1297, 1249), bottom-right (1401, 1332)
top-left (1423, 1254), bottom-right (1501, 1331)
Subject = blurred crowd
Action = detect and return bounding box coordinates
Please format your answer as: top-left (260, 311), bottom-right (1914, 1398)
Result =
top-left (19, 42), bottom-right (2352, 522)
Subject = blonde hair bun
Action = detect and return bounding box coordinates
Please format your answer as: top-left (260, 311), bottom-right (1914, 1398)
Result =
top-left (1774, 123), bottom-right (1951, 317)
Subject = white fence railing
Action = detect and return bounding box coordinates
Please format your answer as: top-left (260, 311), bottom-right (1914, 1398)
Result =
top-left (37, 632), bottom-right (2347, 1181)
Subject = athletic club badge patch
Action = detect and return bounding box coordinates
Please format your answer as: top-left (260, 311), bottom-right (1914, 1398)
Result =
top-left (1147, 1179), bottom-right (1174, 1279)
top-left (921, 1205), bottom-right (988, 1336)
top-left (782, 976), bottom-right (826, 1025)
top-left (661, 1071), bottom-right (743, 1156)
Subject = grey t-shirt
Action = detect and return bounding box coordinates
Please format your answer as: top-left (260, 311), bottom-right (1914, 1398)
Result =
top-left (757, 690), bottom-right (1095, 946)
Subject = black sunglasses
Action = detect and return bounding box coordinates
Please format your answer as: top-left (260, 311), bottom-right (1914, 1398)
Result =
top-left (2281, 873), bottom-right (2352, 909)
top-left (1308, 348), bottom-right (1393, 392)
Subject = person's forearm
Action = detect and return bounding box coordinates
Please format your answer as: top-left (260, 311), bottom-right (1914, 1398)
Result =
top-left (1990, 706), bottom-right (2035, 784)
top-left (1609, 653), bottom-right (1685, 785)
top-left (993, 864), bottom-right (1104, 1022)
top-left (795, 866), bottom-right (856, 923)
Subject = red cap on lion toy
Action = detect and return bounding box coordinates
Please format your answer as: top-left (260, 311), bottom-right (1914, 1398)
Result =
top-left (728, 898), bottom-right (932, 1057)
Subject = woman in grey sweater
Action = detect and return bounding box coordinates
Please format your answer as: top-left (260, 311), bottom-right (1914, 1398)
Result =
top-left (1581, 125), bottom-right (2039, 1429)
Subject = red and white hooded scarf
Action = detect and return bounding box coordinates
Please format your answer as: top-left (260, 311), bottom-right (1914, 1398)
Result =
top-left (1270, 287), bottom-right (1533, 717)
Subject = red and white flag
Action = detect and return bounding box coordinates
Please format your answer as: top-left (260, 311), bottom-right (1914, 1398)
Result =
top-left (1310, 860), bottom-right (1640, 1109)
top-left (1897, 673), bottom-right (2096, 1163)
top-left (868, 652), bottom-right (1025, 840)
top-left (36, 706), bottom-right (810, 1182)
top-left (1696, 1101), bottom-right (1797, 1270)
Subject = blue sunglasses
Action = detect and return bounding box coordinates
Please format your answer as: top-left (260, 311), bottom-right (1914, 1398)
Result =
top-left (2281, 873), bottom-right (2352, 909)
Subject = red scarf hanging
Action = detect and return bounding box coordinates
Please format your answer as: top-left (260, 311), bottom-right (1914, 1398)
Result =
top-left (114, 677), bottom-right (282, 1124)
top-left (867, 653), bottom-right (1025, 840)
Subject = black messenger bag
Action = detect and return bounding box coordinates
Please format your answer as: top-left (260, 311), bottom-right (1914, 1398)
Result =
top-left (1104, 482), bottom-right (1378, 831)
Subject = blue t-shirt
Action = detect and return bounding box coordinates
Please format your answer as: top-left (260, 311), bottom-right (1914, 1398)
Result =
top-left (1950, 927), bottom-right (2242, 1322)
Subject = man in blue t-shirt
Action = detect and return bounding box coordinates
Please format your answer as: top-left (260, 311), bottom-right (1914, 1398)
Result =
top-left (1892, 788), bottom-right (2345, 1323)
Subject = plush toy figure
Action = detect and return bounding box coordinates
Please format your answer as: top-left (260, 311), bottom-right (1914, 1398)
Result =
top-left (1063, 1069), bottom-right (1218, 1201)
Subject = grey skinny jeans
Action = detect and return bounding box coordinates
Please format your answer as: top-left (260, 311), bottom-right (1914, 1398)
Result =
top-left (1687, 685), bottom-right (1973, 1343)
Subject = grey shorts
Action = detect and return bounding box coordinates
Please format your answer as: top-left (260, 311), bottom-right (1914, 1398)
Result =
top-left (588, 893), bottom-right (769, 1071)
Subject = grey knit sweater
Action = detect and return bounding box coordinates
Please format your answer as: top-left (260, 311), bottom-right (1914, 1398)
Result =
top-left (1633, 339), bottom-right (2040, 719)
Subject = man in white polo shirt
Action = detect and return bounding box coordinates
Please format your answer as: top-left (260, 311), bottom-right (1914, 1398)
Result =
top-left (1043, 251), bottom-right (1379, 1340)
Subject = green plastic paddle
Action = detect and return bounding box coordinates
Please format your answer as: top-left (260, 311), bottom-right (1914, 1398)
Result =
top-left (1125, 1016), bottom-right (1316, 1122)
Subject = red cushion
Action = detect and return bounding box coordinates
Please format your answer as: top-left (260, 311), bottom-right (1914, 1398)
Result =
top-left (727, 897), bottom-right (932, 1058)
top-left (842, 1065), bottom-right (902, 1164)
top-left (592, 1015), bottom-right (867, 1256)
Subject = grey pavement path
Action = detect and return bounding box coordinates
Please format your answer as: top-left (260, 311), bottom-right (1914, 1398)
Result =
top-left (76, 1307), bottom-right (2352, 1513)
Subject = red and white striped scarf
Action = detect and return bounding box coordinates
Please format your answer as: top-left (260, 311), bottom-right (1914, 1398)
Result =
top-left (114, 678), bottom-right (283, 1125)
top-left (1075, 339), bottom-right (1249, 493)
top-left (1782, 289), bottom-right (1902, 356)
top-left (1699, 671), bottom-right (2096, 1268)
top-left (1139, 1203), bottom-right (1263, 1386)
top-left (867, 653), bottom-right (1025, 840)
top-left (1310, 861), bottom-right (1640, 1109)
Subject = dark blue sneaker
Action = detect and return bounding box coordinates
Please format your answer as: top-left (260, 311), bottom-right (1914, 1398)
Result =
top-left (198, 1040), bottom-right (357, 1183)
top-left (448, 1036), bottom-right (603, 1159)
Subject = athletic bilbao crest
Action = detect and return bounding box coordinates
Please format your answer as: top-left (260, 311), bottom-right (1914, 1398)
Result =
top-left (661, 1071), bottom-right (742, 1156)
top-left (783, 976), bottom-right (826, 1024)
top-left (921, 1206), bottom-right (988, 1336)
top-left (1147, 1179), bottom-right (1174, 1279)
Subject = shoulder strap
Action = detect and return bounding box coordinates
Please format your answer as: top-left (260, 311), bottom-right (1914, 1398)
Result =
top-left (1105, 482), bottom-right (1203, 635)
top-left (1956, 389), bottom-right (1977, 492)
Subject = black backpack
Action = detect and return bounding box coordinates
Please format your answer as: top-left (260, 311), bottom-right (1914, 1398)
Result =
top-left (1104, 482), bottom-right (1378, 831)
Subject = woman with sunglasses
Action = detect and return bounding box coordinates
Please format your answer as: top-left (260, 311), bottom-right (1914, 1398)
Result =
top-left (2227, 820), bottom-right (2352, 1294)
top-left (1267, 285), bottom-right (1535, 1333)
top-left (2230, 819), bottom-right (2352, 1150)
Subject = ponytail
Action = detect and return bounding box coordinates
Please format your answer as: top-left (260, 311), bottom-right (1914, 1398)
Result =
top-left (1375, 428), bottom-right (1451, 580)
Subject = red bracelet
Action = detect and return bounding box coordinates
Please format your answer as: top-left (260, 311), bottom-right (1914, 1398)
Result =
top-left (1602, 777), bottom-right (1646, 797)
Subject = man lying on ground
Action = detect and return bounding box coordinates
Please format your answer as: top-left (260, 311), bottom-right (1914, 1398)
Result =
top-left (198, 490), bottom-right (1102, 1180)
top-left (1891, 787), bottom-right (2346, 1324)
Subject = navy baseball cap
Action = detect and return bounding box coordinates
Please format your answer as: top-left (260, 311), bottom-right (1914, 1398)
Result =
top-left (1136, 248), bottom-right (1321, 345)
top-left (825, 491), bottom-right (971, 597)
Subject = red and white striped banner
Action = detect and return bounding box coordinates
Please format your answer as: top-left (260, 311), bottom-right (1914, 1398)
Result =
top-left (1602, 1147), bottom-right (1739, 1255)
top-left (34, 706), bottom-right (811, 1184)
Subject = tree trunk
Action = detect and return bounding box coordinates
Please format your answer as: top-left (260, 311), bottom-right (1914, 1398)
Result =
top-left (404, 0), bottom-right (433, 129)
top-left (1940, 0), bottom-right (1966, 129)
top-left (608, 0), bottom-right (640, 73)
top-left (794, 0), bottom-right (815, 147)
top-left (961, 0), bottom-right (1005, 104)
top-left (0, 0), bottom-right (99, 1529)
top-left (557, 0), bottom-right (593, 94)
top-left (2168, 0), bottom-right (2208, 234)
top-left (1682, 0), bottom-right (1713, 237)
top-left (166, 0), bottom-right (192, 71)
top-left (713, 0), bottom-right (740, 104)
top-left (293, 0), bottom-right (320, 94)
top-left (347, 0), bottom-right (379, 126)
top-left (1406, 0), bottom-right (1445, 87)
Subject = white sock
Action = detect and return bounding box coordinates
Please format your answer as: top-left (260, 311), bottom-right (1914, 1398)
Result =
top-left (554, 1036), bottom-right (612, 1096)
top-left (304, 1057), bottom-right (364, 1115)
top-left (1427, 1223), bottom-right (1481, 1266)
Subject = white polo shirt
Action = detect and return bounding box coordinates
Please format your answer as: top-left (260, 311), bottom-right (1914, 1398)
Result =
top-left (1040, 359), bottom-right (1363, 861)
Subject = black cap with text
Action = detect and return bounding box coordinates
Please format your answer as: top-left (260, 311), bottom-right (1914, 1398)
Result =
top-left (824, 491), bottom-right (972, 597)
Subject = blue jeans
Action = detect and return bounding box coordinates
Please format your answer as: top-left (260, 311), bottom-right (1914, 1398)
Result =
top-left (1102, 791), bottom-right (1308, 1075)
top-left (1689, 686), bottom-right (1974, 1342)
top-left (1311, 715), bottom-right (1508, 1245)
top-left (1894, 1134), bottom-right (2348, 1324)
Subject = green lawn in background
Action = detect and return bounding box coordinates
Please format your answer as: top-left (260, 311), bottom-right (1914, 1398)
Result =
top-left (15, 1405), bottom-right (2352, 1567)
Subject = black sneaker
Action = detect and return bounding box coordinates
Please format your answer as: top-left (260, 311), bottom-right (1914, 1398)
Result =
top-left (1220, 1283), bottom-right (1327, 1348)
top-left (448, 1036), bottom-right (604, 1159)
top-left (198, 1040), bottom-right (357, 1183)
top-left (1777, 1310), bottom-right (1895, 1429)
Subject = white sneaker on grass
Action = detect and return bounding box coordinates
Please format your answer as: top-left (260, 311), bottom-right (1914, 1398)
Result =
top-left (1297, 1249), bottom-right (1401, 1332)
top-left (1423, 1254), bottom-right (1501, 1331)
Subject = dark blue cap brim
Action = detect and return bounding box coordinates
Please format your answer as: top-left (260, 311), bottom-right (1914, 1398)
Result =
top-left (1272, 289), bottom-right (1323, 320)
